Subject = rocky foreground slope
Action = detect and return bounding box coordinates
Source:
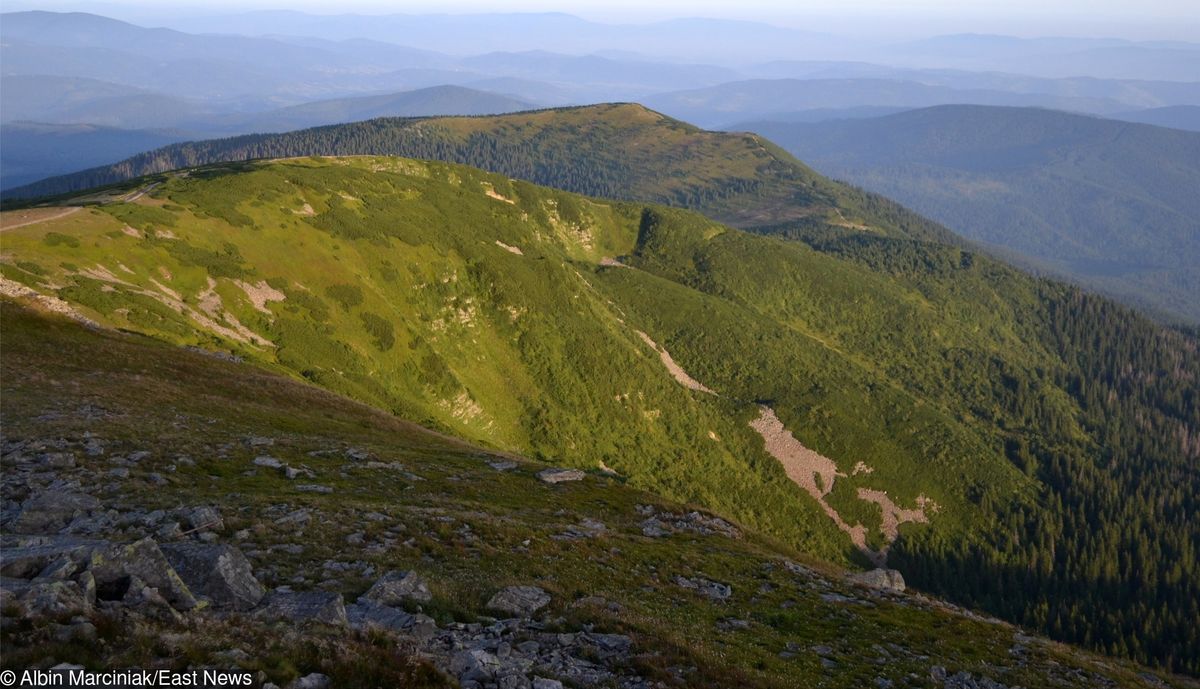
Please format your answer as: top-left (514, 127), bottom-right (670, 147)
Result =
top-left (2, 299), bottom-right (1193, 688)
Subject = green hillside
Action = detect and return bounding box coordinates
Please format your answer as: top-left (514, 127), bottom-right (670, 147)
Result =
top-left (2, 155), bottom-right (1196, 674)
top-left (6, 299), bottom-right (1189, 688)
top-left (2, 103), bottom-right (957, 246)
top-left (738, 105), bottom-right (1200, 325)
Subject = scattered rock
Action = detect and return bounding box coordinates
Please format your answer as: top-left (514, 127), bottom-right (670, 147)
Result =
top-left (536, 468), bottom-right (585, 484)
top-left (12, 492), bottom-right (101, 534)
top-left (296, 485), bottom-right (333, 494)
top-left (488, 460), bottom-right (518, 471)
top-left (451, 649), bottom-right (502, 682)
top-left (253, 456), bottom-right (283, 469)
top-left (487, 586), bottom-right (551, 617)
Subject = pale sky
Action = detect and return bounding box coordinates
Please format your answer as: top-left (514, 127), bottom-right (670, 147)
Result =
top-left (4, 0), bottom-right (1198, 40)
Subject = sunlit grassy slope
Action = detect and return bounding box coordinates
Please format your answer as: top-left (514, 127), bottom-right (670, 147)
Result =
top-left (4, 300), bottom-right (1187, 688)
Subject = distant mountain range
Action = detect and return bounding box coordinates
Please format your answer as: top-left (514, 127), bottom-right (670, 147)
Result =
top-left (643, 78), bottom-right (1182, 128)
top-left (1111, 105), bottom-right (1200, 132)
top-left (0, 85), bottom-right (537, 190)
top-left (735, 105), bottom-right (1200, 324)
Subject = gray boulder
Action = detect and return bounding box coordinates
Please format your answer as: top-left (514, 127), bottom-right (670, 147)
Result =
top-left (450, 649), bottom-right (502, 682)
top-left (675, 575), bottom-right (732, 601)
top-left (486, 585), bottom-right (550, 617)
top-left (161, 543), bottom-right (264, 610)
top-left (91, 538), bottom-right (198, 610)
top-left (359, 570), bottom-right (431, 605)
top-left (847, 568), bottom-right (906, 593)
top-left (346, 599), bottom-right (437, 639)
top-left (257, 590), bottom-right (347, 626)
top-left (12, 492), bottom-right (101, 534)
top-left (177, 506), bottom-right (223, 533)
top-left (536, 468), bottom-right (585, 484)
top-left (288, 674), bottom-right (330, 689)
top-left (532, 680), bottom-right (563, 689)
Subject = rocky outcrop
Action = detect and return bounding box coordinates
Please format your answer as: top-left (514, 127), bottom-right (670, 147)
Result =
top-left (536, 468), bottom-right (585, 484)
top-left (847, 568), bottom-right (906, 593)
top-left (636, 505), bottom-right (740, 539)
top-left (486, 586), bottom-right (551, 617)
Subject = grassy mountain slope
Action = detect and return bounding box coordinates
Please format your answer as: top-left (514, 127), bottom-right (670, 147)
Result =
top-left (1, 104), bottom-right (957, 247)
top-left (7, 300), bottom-right (1191, 689)
top-left (2, 155), bottom-right (1197, 674)
top-left (737, 105), bottom-right (1200, 324)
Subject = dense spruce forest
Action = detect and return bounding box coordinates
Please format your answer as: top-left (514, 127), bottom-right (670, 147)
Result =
top-left (5, 106), bottom-right (1198, 676)
top-left (761, 223), bottom-right (1200, 674)
top-left (741, 106), bottom-right (1200, 324)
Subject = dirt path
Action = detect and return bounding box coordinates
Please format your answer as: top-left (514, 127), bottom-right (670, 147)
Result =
top-left (0, 207), bottom-right (81, 232)
top-left (123, 182), bottom-right (160, 203)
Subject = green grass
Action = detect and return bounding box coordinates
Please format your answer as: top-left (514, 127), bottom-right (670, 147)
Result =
top-left (0, 300), bottom-right (1183, 688)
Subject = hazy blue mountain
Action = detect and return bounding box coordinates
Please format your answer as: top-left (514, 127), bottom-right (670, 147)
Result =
top-left (457, 51), bottom-right (740, 94)
top-left (738, 105), bottom-right (1200, 323)
top-left (0, 122), bottom-right (189, 190)
top-left (227, 86), bottom-right (537, 133)
top-left (644, 78), bottom-right (1132, 127)
top-left (747, 61), bottom-right (1200, 109)
top-left (1111, 105), bottom-right (1200, 132)
top-left (893, 34), bottom-right (1200, 80)
top-left (0, 75), bottom-right (209, 129)
top-left (133, 10), bottom-right (847, 63)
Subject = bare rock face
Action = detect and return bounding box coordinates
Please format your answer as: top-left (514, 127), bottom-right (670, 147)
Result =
top-left (536, 468), bottom-right (585, 484)
top-left (847, 568), bottom-right (906, 593)
top-left (256, 590), bottom-right (347, 626)
top-left (161, 543), bottom-right (264, 610)
top-left (359, 570), bottom-right (431, 605)
top-left (486, 586), bottom-right (551, 617)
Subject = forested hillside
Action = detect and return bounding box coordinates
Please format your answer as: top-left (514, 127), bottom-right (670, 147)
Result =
top-left (738, 105), bottom-right (1200, 324)
top-left (3, 104), bottom-right (957, 246)
top-left (2, 155), bottom-right (1197, 674)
